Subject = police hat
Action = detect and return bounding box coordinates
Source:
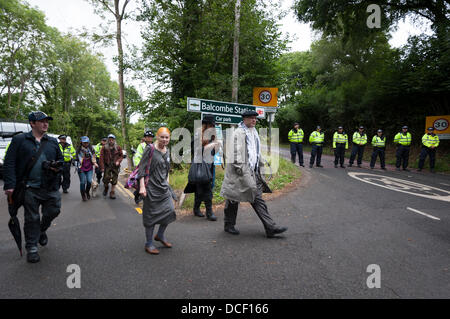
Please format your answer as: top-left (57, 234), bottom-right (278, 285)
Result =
top-left (427, 127), bottom-right (434, 131)
top-left (241, 110), bottom-right (259, 117)
top-left (81, 136), bottom-right (90, 143)
top-left (102, 137), bottom-right (107, 141)
top-left (377, 129), bottom-right (383, 133)
top-left (402, 126), bottom-right (408, 129)
top-left (338, 126), bottom-right (343, 129)
top-left (316, 125), bottom-right (321, 130)
top-left (294, 122), bottom-right (299, 126)
top-left (58, 135), bottom-right (67, 139)
top-left (108, 134), bottom-right (116, 139)
top-left (144, 131), bottom-right (154, 137)
top-left (359, 126), bottom-right (364, 129)
top-left (202, 114), bottom-right (216, 125)
top-left (28, 111), bottom-right (53, 121)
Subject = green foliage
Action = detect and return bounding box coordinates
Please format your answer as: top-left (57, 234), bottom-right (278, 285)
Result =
top-left (136, 0), bottom-right (288, 131)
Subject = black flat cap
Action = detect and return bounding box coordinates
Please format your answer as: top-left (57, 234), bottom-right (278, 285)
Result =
top-left (144, 130), bottom-right (154, 137)
top-left (241, 110), bottom-right (259, 117)
top-left (28, 111), bottom-right (53, 121)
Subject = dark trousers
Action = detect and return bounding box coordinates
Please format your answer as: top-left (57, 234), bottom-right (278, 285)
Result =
top-left (418, 147), bottom-right (436, 169)
top-left (290, 143), bottom-right (303, 165)
top-left (95, 157), bottom-right (102, 183)
top-left (349, 145), bottom-right (365, 165)
top-left (194, 183), bottom-right (213, 215)
top-left (224, 177), bottom-right (276, 233)
top-left (310, 145), bottom-right (323, 166)
top-left (396, 145), bottom-right (410, 169)
top-left (23, 188), bottom-right (61, 252)
top-left (60, 162), bottom-right (71, 191)
top-left (334, 144), bottom-right (346, 166)
top-left (370, 147), bottom-right (385, 168)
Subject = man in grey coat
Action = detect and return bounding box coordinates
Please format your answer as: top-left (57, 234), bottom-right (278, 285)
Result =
top-left (220, 110), bottom-right (288, 238)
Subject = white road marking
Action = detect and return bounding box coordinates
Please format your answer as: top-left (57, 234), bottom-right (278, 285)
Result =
top-left (406, 207), bottom-right (441, 221)
top-left (440, 183), bottom-right (450, 187)
top-left (348, 172), bottom-right (450, 203)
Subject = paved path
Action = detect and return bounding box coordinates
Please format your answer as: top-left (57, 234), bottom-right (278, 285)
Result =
top-left (0, 149), bottom-right (449, 298)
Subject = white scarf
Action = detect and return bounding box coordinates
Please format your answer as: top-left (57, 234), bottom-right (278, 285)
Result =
top-left (238, 121), bottom-right (260, 171)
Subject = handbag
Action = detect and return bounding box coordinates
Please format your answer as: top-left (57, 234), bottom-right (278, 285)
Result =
top-left (188, 160), bottom-right (213, 184)
top-left (125, 144), bottom-right (154, 190)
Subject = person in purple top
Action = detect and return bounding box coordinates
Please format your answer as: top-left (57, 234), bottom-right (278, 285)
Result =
top-left (76, 136), bottom-right (98, 201)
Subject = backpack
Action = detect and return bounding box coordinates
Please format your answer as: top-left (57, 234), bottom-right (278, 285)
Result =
top-left (125, 144), bottom-right (154, 190)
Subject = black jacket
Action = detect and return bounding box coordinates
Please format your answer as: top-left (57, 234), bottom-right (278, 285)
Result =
top-left (3, 131), bottom-right (63, 191)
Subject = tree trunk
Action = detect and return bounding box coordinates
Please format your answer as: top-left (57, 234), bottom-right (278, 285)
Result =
top-left (114, 0), bottom-right (132, 170)
top-left (231, 0), bottom-right (241, 103)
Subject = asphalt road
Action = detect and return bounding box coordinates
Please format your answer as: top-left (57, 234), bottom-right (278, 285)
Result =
top-left (0, 149), bottom-right (449, 298)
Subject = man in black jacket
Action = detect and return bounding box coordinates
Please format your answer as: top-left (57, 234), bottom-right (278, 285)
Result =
top-left (3, 111), bottom-right (63, 263)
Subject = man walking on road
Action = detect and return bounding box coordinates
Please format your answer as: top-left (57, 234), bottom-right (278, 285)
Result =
top-left (133, 131), bottom-right (154, 167)
top-left (94, 137), bottom-right (107, 184)
top-left (100, 134), bottom-right (123, 199)
top-left (418, 127), bottom-right (440, 173)
top-left (333, 126), bottom-right (348, 168)
top-left (3, 111), bottom-right (63, 263)
top-left (288, 122), bottom-right (304, 167)
top-left (58, 135), bottom-right (76, 193)
top-left (309, 126), bottom-right (324, 168)
top-left (348, 126), bottom-right (367, 168)
top-left (370, 129), bottom-right (386, 170)
top-left (220, 110), bottom-right (288, 238)
top-left (394, 126), bottom-right (412, 171)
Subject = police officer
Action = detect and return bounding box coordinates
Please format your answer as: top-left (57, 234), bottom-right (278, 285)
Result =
top-left (309, 126), bottom-right (324, 168)
top-left (370, 129), bottom-right (386, 170)
top-left (3, 111), bottom-right (63, 263)
top-left (394, 126), bottom-right (412, 171)
top-left (58, 135), bottom-right (76, 193)
top-left (133, 130), bottom-right (154, 167)
top-left (94, 137), bottom-right (107, 184)
top-left (349, 126), bottom-right (367, 168)
top-left (418, 127), bottom-right (440, 173)
top-left (288, 122), bottom-right (304, 167)
top-left (333, 126), bottom-right (348, 168)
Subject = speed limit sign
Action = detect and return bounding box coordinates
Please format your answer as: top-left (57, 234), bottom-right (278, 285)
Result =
top-left (253, 87), bottom-right (278, 107)
top-left (433, 118), bottom-right (449, 131)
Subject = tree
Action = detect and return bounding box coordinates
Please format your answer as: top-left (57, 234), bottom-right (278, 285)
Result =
top-left (87, 0), bottom-right (133, 169)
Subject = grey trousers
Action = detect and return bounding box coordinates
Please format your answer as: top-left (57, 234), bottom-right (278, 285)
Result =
top-left (224, 177), bottom-right (277, 233)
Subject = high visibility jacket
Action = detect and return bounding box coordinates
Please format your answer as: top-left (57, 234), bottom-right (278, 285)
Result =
top-left (394, 132), bottom-right (412, 146)
top-left (133, 142), bottom-right (146, 167)
top-left (371, 135), bottom-right (386, 147)
top-left (333, 132), bottom-right (348, 149)
top-left (5, 142), bottom-right (10, 154)
top-left (94, 143), bottom-right (103, 158)
top-left (352, 132), bottom-right (367, 145)
top-left (422, 133), bottom-right (439, 148)
top-left (59, 143), bottom-right (76, 162)
top-left (288, 129), bottom-right (304, 143)
top-left (309, 131), bottom-right (324, 145)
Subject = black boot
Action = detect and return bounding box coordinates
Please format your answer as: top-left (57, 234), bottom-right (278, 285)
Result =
top-left (205, 200), bottom-right (217, 221)
top-left (81, 190), bottom-right (87, 201)
top-left (193, 195), bottom-right (204, 217)
top-left (85, 185), bottom-right (91, 200)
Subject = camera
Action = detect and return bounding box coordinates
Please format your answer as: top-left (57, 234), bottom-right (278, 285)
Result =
top-left (42, 160), bottom-right (63, 172)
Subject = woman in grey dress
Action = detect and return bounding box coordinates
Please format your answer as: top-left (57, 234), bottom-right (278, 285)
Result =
top-left (138, 127), bottom-right (177, 255)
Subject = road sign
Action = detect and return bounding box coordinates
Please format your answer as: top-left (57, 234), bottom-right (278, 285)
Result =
top-left (201, 112), bottom-right (242, 125)
top-left (188, 97), bottom-right (256, 116)
top-left (425, 115), bottom-right (450, 139)
top-left (255, 107), bottom-right (265, 119)
top-left (253, 87), bottom-right (278, 107)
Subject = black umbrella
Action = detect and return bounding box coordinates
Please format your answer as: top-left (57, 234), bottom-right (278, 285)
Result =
top-left (7, 194), bottom-right (22, 257)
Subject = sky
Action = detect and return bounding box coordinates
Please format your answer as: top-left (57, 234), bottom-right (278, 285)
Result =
top-left (26, 0), bottom-right (433, 101)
